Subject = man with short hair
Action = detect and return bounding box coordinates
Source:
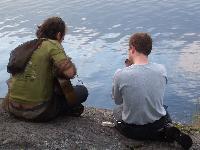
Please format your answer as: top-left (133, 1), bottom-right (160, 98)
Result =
top-left (112, 33), bottom-right (192, 149)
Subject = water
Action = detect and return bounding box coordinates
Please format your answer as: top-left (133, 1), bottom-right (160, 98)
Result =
top-left (0, 0), bottom-right (200, 123)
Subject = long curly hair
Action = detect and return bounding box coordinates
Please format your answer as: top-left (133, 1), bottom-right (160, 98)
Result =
top-left (36, 17), bottom-right (66, 40)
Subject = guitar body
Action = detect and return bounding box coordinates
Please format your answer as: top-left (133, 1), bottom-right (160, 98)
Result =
top-left (56, 78), bottom-right (77, 106)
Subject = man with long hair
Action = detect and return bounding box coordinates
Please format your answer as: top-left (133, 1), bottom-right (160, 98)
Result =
top-left (2, 17), bottom-right (88, 122)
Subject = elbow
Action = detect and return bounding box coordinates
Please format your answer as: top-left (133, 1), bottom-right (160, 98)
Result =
top-left (55, 59), bottom-right (77, 79)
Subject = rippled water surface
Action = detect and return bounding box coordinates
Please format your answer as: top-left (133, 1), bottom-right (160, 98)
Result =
top-left (0, 0), bottom-right (200, 123)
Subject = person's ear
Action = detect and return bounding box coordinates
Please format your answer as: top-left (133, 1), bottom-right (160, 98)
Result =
top-left (130, 46), bottom-right (136, 54)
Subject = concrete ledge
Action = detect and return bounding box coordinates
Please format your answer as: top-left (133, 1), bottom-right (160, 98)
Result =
top-left (0, 100), bottom-right (199, 149)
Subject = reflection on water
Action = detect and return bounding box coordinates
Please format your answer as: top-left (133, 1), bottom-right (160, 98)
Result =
top-left (178, 41), bottom-right (200, 73)
top-left (0, 0), bottom-right (200, 123)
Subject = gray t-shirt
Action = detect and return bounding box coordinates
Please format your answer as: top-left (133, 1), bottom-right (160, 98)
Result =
top-left (112, 63), bottom-right (167, 125)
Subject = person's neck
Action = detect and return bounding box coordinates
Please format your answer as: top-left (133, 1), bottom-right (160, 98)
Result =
top-left (132, 54), bottom-right (149, 65)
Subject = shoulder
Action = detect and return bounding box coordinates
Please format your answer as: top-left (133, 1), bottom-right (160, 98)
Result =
top-left (42, 39), bottom-right (64, 50)
top-left (152, 63), bottom-right (166, 70)
top-left (151, 63), bottom-right (167, 77)
top-left (113, 67), bottom-right (129, 81)
top-left (113, 69), bottom-right (122, 80)
top-left (114, 68), bottom-right (122, 75)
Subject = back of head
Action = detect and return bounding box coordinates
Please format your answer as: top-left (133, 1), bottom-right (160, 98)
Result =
top-left (129, 32), bottom-right (152, 56)
top-left (36, 17), bottom-right (66, 40)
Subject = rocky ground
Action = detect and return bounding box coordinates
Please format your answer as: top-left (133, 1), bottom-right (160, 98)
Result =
top-left (0, 104), bottom-right (199, 150)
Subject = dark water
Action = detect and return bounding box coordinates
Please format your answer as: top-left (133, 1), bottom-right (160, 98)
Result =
top-left (0, 0), bottom-right (200, 123)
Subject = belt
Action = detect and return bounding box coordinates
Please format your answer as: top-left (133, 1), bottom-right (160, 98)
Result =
top-left (9, 100), bottom-right (45, 111)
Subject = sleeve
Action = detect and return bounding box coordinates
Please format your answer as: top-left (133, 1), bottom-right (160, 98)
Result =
top-left (55, 58), bottom-right (77, 79)
top-left (49, 43), bottom-right (77, 79)
top-left (112, 69), bottom-right (123, 105)
top-left (49, 45), bottom-right (68, 64)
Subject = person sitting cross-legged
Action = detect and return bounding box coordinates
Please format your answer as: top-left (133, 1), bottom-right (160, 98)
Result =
top-left (2, 17), bottom-right (88, 122)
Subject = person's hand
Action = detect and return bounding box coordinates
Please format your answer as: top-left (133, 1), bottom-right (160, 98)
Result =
top-left (125, 59), bottom-right (132, 67)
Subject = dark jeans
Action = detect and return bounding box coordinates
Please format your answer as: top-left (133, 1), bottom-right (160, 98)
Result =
top-left (33, 85), bottom-right (88, 122)
top-left (4, 84), bottom-right (88, 122)
top-left (115, 106), bottom-right (173, 141)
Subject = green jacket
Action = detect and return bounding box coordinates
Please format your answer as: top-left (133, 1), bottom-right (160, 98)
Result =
top-left (9, 39), bottom-right (68, 104)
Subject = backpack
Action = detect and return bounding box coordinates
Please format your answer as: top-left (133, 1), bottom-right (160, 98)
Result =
top-left (7, 39), bottom-right (45, 75)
